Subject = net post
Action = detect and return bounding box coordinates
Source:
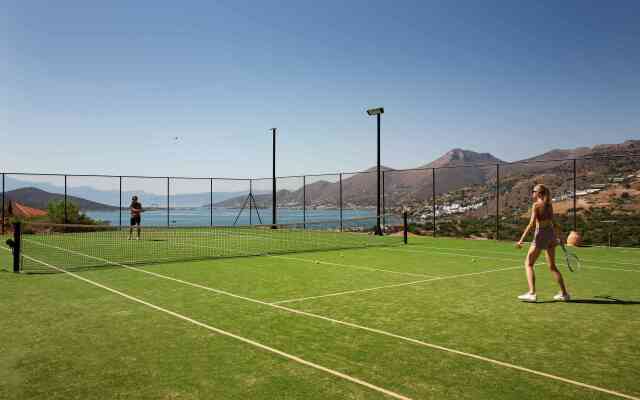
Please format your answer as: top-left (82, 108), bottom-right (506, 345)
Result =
top-left (339, 173), bottom-right (343, 232)
top-left (303, 175), bottom-right (306, 229)
top-left (64, 175), bottom-right (68, 224)
top-left (210, 178), bottom-right (213, 227)
top-left (496, 163), bottom-right (500, 241)
top-left (403, 210), bottom-right (408, 245)
top-left (166, 177), bottom-right (170, 228)
top-left (12, 221), bottom-right (21, 273)
top-left (572, 158), bottom-right (577, 233)
top-left (432, 168), bottom-right (436, 237)
top-left (1, 173), bottom-right (4, 235)
top-left (119, 176), bottom-right (122, 228)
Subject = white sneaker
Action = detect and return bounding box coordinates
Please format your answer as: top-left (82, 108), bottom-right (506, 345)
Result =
top-left (518, 293), bottom-right (537, 302)
top-left (553, 293), bottom-right (570, 301)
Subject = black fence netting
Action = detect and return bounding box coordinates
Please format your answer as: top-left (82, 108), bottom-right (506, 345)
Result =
top-left (3, 153), bottom-right (640, 253)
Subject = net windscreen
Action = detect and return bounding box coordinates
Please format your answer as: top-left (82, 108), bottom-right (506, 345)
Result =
top-left (17, 214), bottom-right (405, 273)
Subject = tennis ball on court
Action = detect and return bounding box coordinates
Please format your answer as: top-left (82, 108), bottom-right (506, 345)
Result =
top-left (472, 259), bottom-right (477, 263)
top-left (314, 260), bottom-right (320, 264)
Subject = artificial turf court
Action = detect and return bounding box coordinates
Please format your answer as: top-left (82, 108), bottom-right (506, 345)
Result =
top-left (1, 234), bottom-right (638, 400)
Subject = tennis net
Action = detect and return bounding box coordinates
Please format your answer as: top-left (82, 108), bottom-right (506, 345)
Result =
top-left (10, 214), bottom-right (407, 273)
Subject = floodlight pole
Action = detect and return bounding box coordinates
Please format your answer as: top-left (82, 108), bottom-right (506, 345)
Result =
top-left (377, 114), bottom-right (381, 235)
top-left (367, 107), bottom-right (384, 236)
top-left (270, 128), bottom-right (277, 228)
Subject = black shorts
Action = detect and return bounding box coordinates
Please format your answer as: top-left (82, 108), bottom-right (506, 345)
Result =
top-left (130, 215), bottom-right (141, 226)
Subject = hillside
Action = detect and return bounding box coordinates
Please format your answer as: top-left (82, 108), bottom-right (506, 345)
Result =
top-left (5, 187), bottom-right (118, 211)
top-left (212, 148), bottom-right (511, 209)
top-left (208, 140), bottom-right (639, 211)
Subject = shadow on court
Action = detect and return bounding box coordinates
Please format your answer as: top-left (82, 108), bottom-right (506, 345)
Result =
top-left (535, 296), bottom-right (640, 305)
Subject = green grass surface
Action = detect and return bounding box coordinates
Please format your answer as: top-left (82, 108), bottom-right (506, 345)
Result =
top-left (1, 234), bottom-right (638, 399)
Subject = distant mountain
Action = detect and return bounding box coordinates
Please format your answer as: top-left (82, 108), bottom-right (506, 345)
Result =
top-left (3, 176), bottom-right (249, 208)
top-left (210, 148), bottom-right (506, 209)
top-left (5, 187), bottom-right (118, 211)
top-left (421, 148), bottom-right (503, 168)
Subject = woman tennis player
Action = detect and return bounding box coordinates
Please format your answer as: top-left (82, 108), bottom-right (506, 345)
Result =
top-left (516, 184), bottom-right (570, 302)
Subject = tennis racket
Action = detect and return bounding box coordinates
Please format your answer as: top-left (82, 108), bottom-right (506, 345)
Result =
top-left (559, 241), bottom-right (581, 272)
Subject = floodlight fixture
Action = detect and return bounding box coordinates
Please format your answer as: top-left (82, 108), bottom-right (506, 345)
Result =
top-left (366, 107), bottom-right (384, 116)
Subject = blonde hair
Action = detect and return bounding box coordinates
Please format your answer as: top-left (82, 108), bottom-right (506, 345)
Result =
top-left (533, 184), bottom-right (552, 206)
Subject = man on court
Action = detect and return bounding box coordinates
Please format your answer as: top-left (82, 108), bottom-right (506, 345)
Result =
top-left (129, 195), bottom-right (143, 240)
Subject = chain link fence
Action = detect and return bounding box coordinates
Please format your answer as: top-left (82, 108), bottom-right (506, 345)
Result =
top-left (2, 153), bottom-right (639, 246)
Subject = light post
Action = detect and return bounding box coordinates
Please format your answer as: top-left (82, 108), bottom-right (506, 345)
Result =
top-left (366, 107), bottom-right (384, 235)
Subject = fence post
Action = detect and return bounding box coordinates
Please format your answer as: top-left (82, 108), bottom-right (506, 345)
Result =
top-left (210, 178), bottom-right (213, 227)
top-left (119, 176), bottom-right (122, 228)
top-left (496, 163), bottom-right (500, 241)
top-left (64, 175), bottom-right (68, 224)
top-left (303, 175), bottom-right (306, 228)
top-left (166, 177), bottom-right (170, 227)
top-left (432, 168), bottom-right (436, 237)
top-left (1, 173), bottom-right (4, 235)
top-left (339, 173), bottom-right (343, 232)
top-left (573, 158), bottom-right (577, 232)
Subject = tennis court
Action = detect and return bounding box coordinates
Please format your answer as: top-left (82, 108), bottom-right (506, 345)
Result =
top-left (1, 221), bottom-right (638, 400)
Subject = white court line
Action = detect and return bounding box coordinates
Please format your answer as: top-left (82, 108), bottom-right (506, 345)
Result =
top-left (406, 242), bottom-right (640, 268)
top-left (185, 238), bottom-right (435, 278)
top-left (17, 240), bottom-right (640, 400)
top-left (13, 251), bottom-right (412, 400)
top-left (271, 266), bottom-right (521, 305)
top-left (271, 254), bottom-right (436, 278)
top-left (380, 247), bottom-right (640, 273)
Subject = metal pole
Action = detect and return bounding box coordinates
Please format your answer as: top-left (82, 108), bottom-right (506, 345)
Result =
top-left (376, 113), bottom-right (381, 235)
top-left (1, 173), bottom-right (4, 235)
top-left (496, 164), bottom-right (500, 241)
top-left (339, 173), bottom-right (343, 232)
top-left (12, 222), bottom-right (21, 273)
top-left (249, 179), bottom-right (253, 225)
top-left (64, 175), bottom-right (68, 224)
top-left (432, 168), bottom-right (436, 237)
top-left (210, 178), bottom-right (213, 227)
top-left (167, 177), bottom-right (170, 227)
top-left (119, 176), bottom-right (122, 228)
top-left (573, 159), bottom-right (577, 232)
top-left (382, 170), bottom-right (386, 228)
top-left (303, 175), bottom-right (306, 228)
top-left (272, 128), bottom-right (277, 227)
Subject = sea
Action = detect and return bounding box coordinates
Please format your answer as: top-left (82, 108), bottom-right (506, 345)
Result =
top-left (85, 207), bottom-right (377, 227)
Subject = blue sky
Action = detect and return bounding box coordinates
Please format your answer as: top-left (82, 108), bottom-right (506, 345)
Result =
top-left (3, 0), bottom-right (639, 179)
